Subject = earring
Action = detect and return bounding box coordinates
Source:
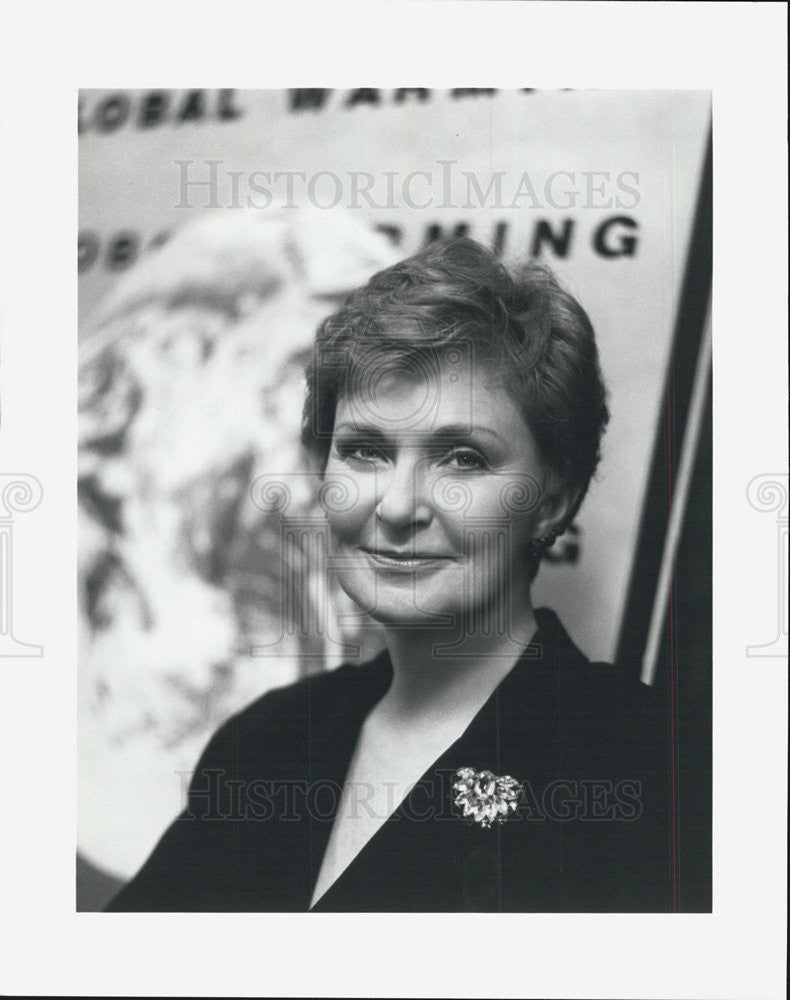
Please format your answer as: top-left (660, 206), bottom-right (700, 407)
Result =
top-left (530, 529), bottom-right (558, 552)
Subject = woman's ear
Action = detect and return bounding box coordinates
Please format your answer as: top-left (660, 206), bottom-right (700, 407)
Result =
top-left (531, 484), bottom-right (582, 542)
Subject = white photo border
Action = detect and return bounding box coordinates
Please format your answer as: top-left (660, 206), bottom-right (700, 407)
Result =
top-left (0, 2), bottom-right (786, 998)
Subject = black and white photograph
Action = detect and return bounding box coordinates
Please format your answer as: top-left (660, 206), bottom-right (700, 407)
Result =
top-left (77, 87), bottom-right (713, 914)
top-left (0, 2), bottom-right (787, 997)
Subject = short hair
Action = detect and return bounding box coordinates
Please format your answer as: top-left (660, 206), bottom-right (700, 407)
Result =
top-left (302, 237), bottom-right (609, 531)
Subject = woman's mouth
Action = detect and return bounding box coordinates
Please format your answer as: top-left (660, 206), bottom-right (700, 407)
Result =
top-left (360, 548), bottom-right (454, 571)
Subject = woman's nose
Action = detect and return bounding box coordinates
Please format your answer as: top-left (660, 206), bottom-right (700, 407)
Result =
top-left (375, 459), bottom-right (433, 529)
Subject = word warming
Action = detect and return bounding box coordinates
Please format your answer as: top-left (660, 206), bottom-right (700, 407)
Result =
top-left (287, 89), bottom-right (512, 112)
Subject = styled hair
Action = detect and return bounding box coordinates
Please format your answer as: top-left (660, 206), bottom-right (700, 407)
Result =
top-left (302, 237), bottom-right (609, 549)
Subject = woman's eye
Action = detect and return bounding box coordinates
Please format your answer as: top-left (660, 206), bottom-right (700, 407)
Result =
top-left (336, 442), bottom-right (385, 463)
top-left (446, 448), bottom-right (487, 471)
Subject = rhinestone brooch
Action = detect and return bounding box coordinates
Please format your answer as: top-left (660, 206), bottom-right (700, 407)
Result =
top-left (453, 767), bottom-right (523, 828)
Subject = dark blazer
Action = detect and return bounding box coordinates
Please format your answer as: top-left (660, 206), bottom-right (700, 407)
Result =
top-left (106, 609), bottom-right (673, 912)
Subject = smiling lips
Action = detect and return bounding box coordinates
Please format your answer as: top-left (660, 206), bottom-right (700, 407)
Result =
top-left (360, 548), bottom-right (455, 570)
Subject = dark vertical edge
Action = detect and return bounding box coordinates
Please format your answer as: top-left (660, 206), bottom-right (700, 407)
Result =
top-left (615, 123), bottom-right (712, 672)
top-left (672, 369), bottom-right (712, 911)
top-left (614, 120), bottom-right (712, 913)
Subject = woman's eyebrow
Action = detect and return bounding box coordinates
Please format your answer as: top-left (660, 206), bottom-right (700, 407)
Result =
top-left (431, 423), bottom-right (503, 442)
top-left (333, 422), bottom-right (389, 436)
top-left (333, 422), bottom-right (504, 444)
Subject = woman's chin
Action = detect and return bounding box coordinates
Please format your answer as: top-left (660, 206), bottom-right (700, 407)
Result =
top-left (336, 574), bottom-right (463, 628)
top-left (367, 605), bottom-right (455, 628)
top-left (358, 595), bottom-right (458, 628)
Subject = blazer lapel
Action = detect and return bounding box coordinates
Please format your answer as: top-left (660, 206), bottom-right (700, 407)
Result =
top-left (311, 610), bottom-right (585, 911)
top-left (303, 651), bottom-right (393, 903)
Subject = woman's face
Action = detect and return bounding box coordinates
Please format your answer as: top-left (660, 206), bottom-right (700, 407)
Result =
top-left (322, 359), bottom-right (559, 632)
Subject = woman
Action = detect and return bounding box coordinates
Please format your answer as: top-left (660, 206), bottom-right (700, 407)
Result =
top-left (107, 238), bottom-right (670, 912)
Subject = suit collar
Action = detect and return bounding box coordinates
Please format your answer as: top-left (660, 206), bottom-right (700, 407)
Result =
top-left (309, 608), bottom-right (588, 910)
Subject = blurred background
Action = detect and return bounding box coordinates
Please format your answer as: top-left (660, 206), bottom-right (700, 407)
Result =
top-left (78, 88), bottom-right (711, 910)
